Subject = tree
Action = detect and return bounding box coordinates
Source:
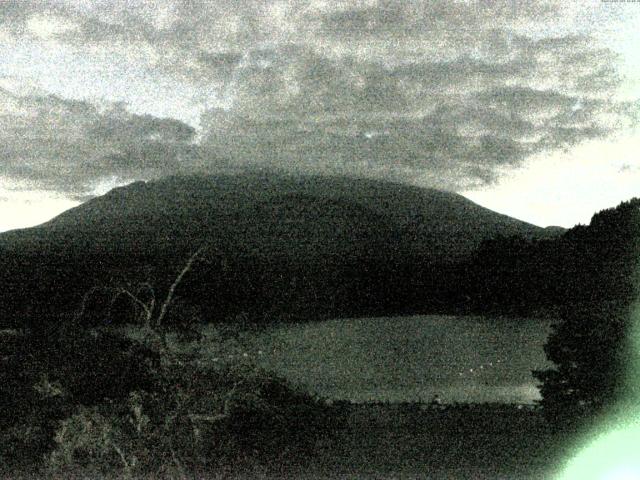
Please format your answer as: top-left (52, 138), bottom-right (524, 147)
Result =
top-left (534, 199), bottom-right (640, 428)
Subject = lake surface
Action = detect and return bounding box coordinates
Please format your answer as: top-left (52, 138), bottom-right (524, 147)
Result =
top-left (251, 315), bottom-right (554, 404)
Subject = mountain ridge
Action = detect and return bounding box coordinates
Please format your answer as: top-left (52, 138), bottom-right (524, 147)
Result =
top-left (1, 173), bottom-right (560, 258)
top-left (0, 173), bottom-right (565, 325)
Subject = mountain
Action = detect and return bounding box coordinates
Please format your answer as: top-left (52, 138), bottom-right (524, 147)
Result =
top-left (1, 173), bottom-right (556, 257)
top-left (0, 173), bottom-right (563, 325)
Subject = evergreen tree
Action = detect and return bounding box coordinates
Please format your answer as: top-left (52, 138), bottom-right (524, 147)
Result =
top-left (534, 199), bottom-right (640, 428)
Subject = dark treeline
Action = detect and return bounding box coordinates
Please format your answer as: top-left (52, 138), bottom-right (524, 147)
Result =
top-left (534, 199), bottom-right (640, 426)
top-left (0, 200), bottom-right (638, 332)
top-left (460, 199), bottom-right (639, 317)
top-left (0, 199), bottom-right (637, 329)
top-left (453, 198), bottom-right (639, 427)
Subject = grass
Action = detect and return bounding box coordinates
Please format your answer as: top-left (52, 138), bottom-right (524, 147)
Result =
top-left (1, 403), bottom-right (573, 479)
top-left (282, 402), bottom-right (572, 480)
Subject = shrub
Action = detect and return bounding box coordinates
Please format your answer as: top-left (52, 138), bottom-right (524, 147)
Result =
top-left (0, 318), bottom-right (160, 467)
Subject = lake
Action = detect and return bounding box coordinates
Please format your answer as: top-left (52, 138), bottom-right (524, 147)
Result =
top-left (250, 315), bottom-right (554, 404)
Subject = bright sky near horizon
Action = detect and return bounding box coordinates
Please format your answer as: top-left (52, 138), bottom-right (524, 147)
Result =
top-left (1, 0), bottom-right (639, 232)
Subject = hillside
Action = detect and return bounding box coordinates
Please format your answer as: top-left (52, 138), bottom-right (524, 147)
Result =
top-left (0, 173), bottom-right (562, 325)
top-left (1, 173), bottom-right (554, 256)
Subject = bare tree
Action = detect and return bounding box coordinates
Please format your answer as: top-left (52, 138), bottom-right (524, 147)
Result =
top-left (155, 245), bottom-right (206, 327)
top-left (76, 245), bottom-right (210, 329)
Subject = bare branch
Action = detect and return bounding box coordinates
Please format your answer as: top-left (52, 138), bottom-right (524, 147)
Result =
top-left (75, 285), bottom-right (107, 321)
top-left (76, 244), bottom-right (213, 329)
top-left (114, 288), bottom-right (154, 325)
top-left (136, 282), bottom-right (156, 326)
top-left (155, 246), bottom-right (206, 327)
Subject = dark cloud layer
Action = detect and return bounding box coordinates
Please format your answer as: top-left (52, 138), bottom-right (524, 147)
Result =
top-left (0, 0), bottom-right (636, 194)
top-left (0, 88), bottom-right (196, 196)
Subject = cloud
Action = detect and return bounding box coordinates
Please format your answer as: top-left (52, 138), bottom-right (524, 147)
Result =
top-left (0, 0), bottom-right (636, 192)
top-left (189, 1), bottom-right (635, 188)
top-left (0, 87), bottom-right (196, 196)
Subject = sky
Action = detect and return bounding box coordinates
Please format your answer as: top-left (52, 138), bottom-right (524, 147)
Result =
top-left (0, 0), bottom-right (639, 231)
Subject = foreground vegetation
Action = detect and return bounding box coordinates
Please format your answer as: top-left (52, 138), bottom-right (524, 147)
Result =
top-left (301, 402), bottom-right (571, 480)
top-left (0, 318), bottom-right (580, 479)
top-left (0, 320), bottom-right (334, 478)
top-left (0, 197), bottom-right (636, 478)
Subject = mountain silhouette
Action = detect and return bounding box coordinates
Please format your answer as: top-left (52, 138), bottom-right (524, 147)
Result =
top-left (0, 173), bottom-right (563, 325)
top-left (1, 173), bottom-right (556, 256)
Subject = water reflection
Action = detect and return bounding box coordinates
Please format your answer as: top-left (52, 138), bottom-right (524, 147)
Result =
top-left (253, 315), bottom-right (553, 404)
